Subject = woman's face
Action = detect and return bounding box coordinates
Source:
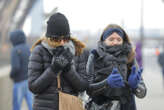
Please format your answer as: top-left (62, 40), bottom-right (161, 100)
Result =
top-left (58, 39), bottom-right (68, 46)
top-left (104, 32), bottom-right (123, 46)
top-left (50, 37), bottom-right (69, 46)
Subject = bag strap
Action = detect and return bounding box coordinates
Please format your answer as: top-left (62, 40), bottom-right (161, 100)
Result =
top-left (57, 73), bottom-right (62, 91)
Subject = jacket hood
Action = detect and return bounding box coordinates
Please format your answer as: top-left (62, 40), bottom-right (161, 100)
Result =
top-left (10, 30), bottom-right (26, 46)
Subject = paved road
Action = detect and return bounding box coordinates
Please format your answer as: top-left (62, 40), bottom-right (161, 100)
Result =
top-left (136, 55), bottom-right (164, 110)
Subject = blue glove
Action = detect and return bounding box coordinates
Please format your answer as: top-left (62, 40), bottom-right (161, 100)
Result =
top-left (128, 66), bottom-right (143, 89)
top-left (107, 68), bottom-right (125, 88)
top-left (91, 49), bottom-right (99, 58)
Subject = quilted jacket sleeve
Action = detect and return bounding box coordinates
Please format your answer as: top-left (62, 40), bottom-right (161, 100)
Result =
top-left (28, 45), bottom-right (56, 94)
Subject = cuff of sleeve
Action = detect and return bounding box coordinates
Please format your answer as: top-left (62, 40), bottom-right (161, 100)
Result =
top-left (50, 65), bottom-right (61, 73)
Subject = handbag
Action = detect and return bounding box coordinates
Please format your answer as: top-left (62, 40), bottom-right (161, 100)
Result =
top-left (57, 74), bottom-right (85, 110)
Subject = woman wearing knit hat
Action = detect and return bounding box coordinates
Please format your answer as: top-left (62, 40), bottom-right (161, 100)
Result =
top-left (28, 13), bottom-right (113, 110)
top-left (86, 24), bottom-right (147, 110)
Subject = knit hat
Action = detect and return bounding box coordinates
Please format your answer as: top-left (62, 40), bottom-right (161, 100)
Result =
top-left (46, 13), bottom-right (70, 38)
top-left (101, 28), bottom-right (124, 41)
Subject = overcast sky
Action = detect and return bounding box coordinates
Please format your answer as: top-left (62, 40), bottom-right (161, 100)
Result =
top-left (43, 0), bottom-right (164, 32)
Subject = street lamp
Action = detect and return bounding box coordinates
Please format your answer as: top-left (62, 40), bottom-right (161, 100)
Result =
top-left (140, 0), bottom-right (144, 47)
top-left (140, 0), bottom-right (144, 67)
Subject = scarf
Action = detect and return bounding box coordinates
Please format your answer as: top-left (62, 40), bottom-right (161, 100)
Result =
top-left (95, 41), bottom-right (132, 81)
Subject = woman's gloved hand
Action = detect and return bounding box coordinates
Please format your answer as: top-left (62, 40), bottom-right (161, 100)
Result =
top-left (128, 66), bottom-right (143, 89)
top-left (90, 49), bottom-right (99, 59)
top-left (51, 46), bottom-right (73, 73)
top-left (107, 68), bottom-right (125, 88)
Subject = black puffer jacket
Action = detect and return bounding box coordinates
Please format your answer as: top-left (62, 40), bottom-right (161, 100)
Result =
top-left (87, 43), bottom-right (132, 104)
top-left (87, 42), bottom-right (146, 91)
top-left (74, 48), bottom-right (93, 82)
top-left (86, 42), bottom-right (147, 110)
top-left (28, 42), bottom-right (107, 110)
top-left (28, 44), bottom-right (76, 110)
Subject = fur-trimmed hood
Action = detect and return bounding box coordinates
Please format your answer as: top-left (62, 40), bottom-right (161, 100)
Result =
top-left (31, 36), bottom-right (86, 56)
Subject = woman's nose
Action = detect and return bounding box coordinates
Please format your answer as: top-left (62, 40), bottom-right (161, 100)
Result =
top-left (60, 40), bottom-right (65, 45)
top-left (112, 40), bottom-right (118, 45)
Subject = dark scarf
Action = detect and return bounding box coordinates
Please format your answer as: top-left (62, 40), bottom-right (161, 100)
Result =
top-left (97, 41), bottom-right (131, 62)
top-left (95, 41), bottom-right (132, 81)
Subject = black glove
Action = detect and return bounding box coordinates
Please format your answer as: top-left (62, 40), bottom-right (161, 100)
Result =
top-left (62, 48), bottom-right (74, 72)
top-left (51, 47), bottom-right (73, 73)
top-left (63, 48), bottom-right (74, 63)
top-left (52, 46), bottom-right (73, 62)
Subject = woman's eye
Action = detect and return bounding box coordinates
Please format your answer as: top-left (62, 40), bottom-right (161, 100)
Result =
top-left (117, 39), bottom-right (121, 41)
top-left (109, 38), bottom-right (114, 41)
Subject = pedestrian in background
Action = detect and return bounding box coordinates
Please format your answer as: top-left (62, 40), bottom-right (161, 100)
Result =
top-left (158, 51), bottom-right (164, 87)
top-left (9, 30), bottom-right (33, 110)
top-left (135, 41), bottom-right (143, 68)
top-left (86, 24), bottom-right (147, 110)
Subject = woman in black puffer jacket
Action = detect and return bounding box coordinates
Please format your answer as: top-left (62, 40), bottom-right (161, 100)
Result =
top-left (86, 24), bottom-right (147, 110)
top-left (28, 13), bottom-right (110, 110)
